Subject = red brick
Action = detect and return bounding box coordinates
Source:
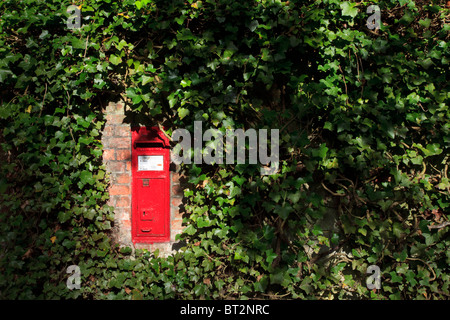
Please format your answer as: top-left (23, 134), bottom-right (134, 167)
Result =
top-left (171, 219), bottom-right (182, 229)
top-left (119, 231), bottom-right (131, 244)
top-left (110, 137), bottom-right (130, 149)
top-left (103, 149), bottom-right (115, 161)
top-left (101, 137), bottom-right (112, 148)
top-left (111, 103), bottom-right (124, 113)
top-left (114, 126), bottom-right (131, 137)
top-left (116, 173), bottom-right (131, 184)
top-left (126, 161), bottom-right (132, 171)
top-left (108, 161), bottom-right (125, 172)
top-left (104, 104), bottom-right (115, 114)
top-left (152, 243), bottom-right (173, 253)
top-left (171, 172), bottom-right (180, 182)
top-left (171, 225), bottom-right (184, 242)
top-left (135, 243), bottom-right (152, 250)
top-left (121, 219), bottom-right (131, 228)
top-left (117, 207), bottom-right (131, 220)
top-left (171, 197), bottom-right (182, 207)
top-left (113, 208), bottom-right (126, 220)
top-left (172, 207), bottom-right (183, 219)
top-left (107, 198), bottom-right (114, 207)
top-left (116, 196), bottom-right (131, 208)
top-left (105, 103), bottom-right (123, 115)
top-left (102, 125), bottom-right (114, 137)
top-left (116, 149), bottom-right (131, 160)
top-left (172, 184), bottom-right (183, 196)
top-left (109, 185), bottom-right (130, 196)
top-left (106, 114), bottom-right (125, 124)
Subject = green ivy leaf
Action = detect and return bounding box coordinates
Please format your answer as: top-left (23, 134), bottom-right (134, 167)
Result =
top-left (232, 176), bottom-right (245, 186)
top-left (392, 222), bottom-right (404, 238)
top-left (109, 54), bottom-right (122, 65)
top-left (390, 272), bottom-right (403, 283)
top-left (184, 224), bottom-right (197, 235)
top-left (265, 249), bottom-right (278, 265)
top-left (274, 204), bottom-right (293, 220)
top-left (340, 2), bottom-right (358, 18)
top-left (57, 211), bottom-right (71, 223)
top-left (177, 107), bottom-right (190, 119)
top-left (80, 171), bottom-right (95, 185)
top-left (253, 276), bottom-right (268, 292)
top-left (141, 75), bottom-right (153, 86)
top-left (180, 79), bottom-right (191, 88)
top-left (126, 87), bottom-right (142, 104)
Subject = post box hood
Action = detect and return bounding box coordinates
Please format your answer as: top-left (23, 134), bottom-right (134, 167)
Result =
top-left (132, 126), bottom-right (170, 148)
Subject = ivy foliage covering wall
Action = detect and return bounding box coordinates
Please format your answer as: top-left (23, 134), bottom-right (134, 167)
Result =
top-left (0, 0), bottom-right (449, 299)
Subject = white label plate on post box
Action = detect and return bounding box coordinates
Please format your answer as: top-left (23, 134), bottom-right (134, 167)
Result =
top-left (138, 155), bottom-right (164, 171)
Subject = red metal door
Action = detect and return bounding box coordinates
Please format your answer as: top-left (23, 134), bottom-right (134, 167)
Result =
top-left (136, 178), bottom-right (166, 237)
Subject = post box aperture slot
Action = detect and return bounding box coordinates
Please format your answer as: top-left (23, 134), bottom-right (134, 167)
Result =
top-left (135, 142), bottom-right (164, 149)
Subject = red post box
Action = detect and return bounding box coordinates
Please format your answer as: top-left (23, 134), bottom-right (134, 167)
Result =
top-left (131, 126), bottom-right (170, 243)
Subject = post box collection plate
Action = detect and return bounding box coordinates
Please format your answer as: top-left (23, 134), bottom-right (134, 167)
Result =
top-left (131, 127), bottom-right (170, 243)
top-left (138, 155), bottom-right (164, 171)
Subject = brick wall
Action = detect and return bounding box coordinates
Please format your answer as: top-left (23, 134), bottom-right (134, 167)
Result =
top-left (101, 102), bottom-right (185, 256)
